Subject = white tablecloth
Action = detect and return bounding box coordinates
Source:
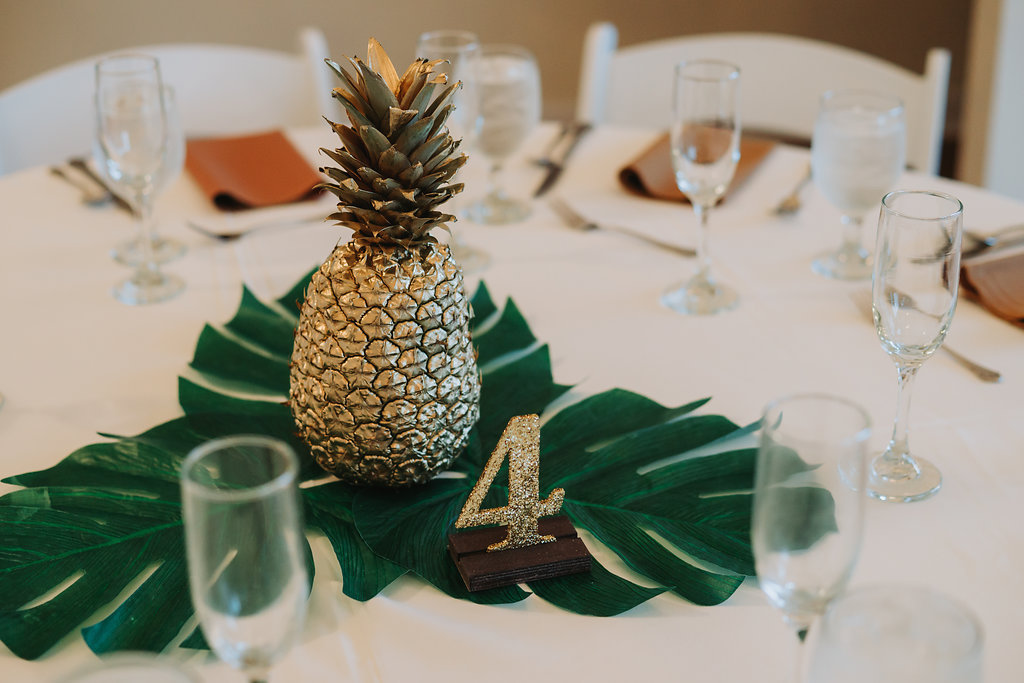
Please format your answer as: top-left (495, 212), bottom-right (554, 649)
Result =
top-left (2, 124), bottom-right (1023, 682)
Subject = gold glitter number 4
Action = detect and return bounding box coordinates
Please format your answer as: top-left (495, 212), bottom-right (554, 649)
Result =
top-left (455, 414), bottom-right (565, 551)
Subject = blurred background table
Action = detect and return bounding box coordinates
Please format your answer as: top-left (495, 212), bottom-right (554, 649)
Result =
top-left (1, 124), bottom-right (1022, 682)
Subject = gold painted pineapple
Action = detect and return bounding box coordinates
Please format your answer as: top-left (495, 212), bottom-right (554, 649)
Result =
top-left (289, 39), bottom-right (481, 486)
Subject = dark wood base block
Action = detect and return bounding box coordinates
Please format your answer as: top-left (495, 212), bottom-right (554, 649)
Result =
top-left (448, 516), bottom-right (592, 592)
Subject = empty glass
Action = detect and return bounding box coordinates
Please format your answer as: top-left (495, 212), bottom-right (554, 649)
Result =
top-left (869, 190), bottom-right (963, 502)
top-left (811, 90), bottom-right (906, 280)
top-left (806, 584), bottom-right (983, 682)
top-left (107, 84), bottom-right (187, 267)
top-left (181, 436), bottom-right (309, 683)
top-left (416, 29), bottom-right (489, 271)
top-left (467, 44), bottom-right (541, 224)
top-left (661, 60), bottom-right (741, 315)
top-left (94, 54), bottom-right (184, 304)
top-left (753, 393), bottom-right (870, 654)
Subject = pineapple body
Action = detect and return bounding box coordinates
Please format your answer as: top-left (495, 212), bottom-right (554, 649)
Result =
top-left (290, 240), bottom-right (480, 486)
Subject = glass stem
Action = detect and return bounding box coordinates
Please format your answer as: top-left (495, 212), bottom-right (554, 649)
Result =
top-left (486, 161), bottom-right (503, 199)
top-left (881, 364), bottom-right (921, 475)
top-left (693, 203), bottom-right (712, 284)
top-left (133, 192), bottom-right (160, 283)
top-left (839, 214), bottom-right (864, 258)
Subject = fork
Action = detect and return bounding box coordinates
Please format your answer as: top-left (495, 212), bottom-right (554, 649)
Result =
top-left (772, 164), bottom-right (812, 215)
top-left (549, 197), bottom-right (695, 257)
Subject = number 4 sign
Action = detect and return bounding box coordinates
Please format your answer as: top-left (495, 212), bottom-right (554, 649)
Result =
top-left (448, 414), bottom-right (591, 592)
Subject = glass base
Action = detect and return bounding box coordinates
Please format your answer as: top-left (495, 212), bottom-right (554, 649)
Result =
top-left (661, 279), bottom-right (739, 316)
top-left (867, 454), bottom-right (942, 502)
top-left (811, 247), bottom-right (872, 280)
top-left (113, 236), bottom-right (186, 266)
top-left (468, 193), bottom-right (531, 225)
top-left (113, 271), bottom-right (185, 305)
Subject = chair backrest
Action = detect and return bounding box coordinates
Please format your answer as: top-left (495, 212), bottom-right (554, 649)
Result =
top-left (0, 27), bottom-right (332, 175)
top-left (576, 23), bottom-right (950, 174)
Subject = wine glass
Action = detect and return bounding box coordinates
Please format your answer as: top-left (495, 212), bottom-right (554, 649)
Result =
top-left (94, 54), bottom-right (184, 304)
top-left (753, 393), bottom-right (870, 672)
top-left (467, 44), bottom-right (541, 225)
top-left (810, 90), bottom-right (906, 280)
top-left (105, 84), bottom-right (187, 267)
top-left (416, 29), bottom-right (489, 271)
top-left (806, 584), bottom-right (983, 682)
top-left (869, 189), bottom-right (963, 502)
top-left (181, 435), bottom-right (309, 683)
top-left (660, 60), bottom-right (741, 315)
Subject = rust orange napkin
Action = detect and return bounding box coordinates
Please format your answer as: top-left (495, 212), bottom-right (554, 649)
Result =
top-left (961, 246), bottom-right (1024, 328)
top-left (619, 132), bottom-right (776, 202)
top-left (186, 131), bottom-right (323, 210)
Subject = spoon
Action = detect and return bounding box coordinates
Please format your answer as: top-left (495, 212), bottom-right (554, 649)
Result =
top-left (50, 165), bottom-right (110, 206)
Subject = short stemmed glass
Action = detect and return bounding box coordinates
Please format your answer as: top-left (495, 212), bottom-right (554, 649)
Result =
top-left (94, 54), bottom-right (184, 304)
top-left (106, 84), bottom-right (187, 267)
top-left (416, 29), bottom-right (489, 271)
top-left (753, 394), bottom-right (870, 675)
top-left (869, 190), bottom-right (963, 502)
top-left (810, 90), bottom-right (906, 280)
top-left (660, 60), bottom-right (741, 315)
top-left (181, 435), bottom-right (309, 683)
top-left (467, 44), bottom-right (541, 224)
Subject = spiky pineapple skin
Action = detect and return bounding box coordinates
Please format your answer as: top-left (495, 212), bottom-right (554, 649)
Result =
top-left (289, 240), bottom-right (481, 486)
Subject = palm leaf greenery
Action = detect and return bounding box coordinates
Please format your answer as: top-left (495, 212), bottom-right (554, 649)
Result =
top-left (0, 271), bottom-right (765, 660)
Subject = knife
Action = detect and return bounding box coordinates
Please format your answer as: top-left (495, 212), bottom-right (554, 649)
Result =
top-left (533, 122), bottom-right (592, 197)
top-left (68, 157), bottom-right (135, 215)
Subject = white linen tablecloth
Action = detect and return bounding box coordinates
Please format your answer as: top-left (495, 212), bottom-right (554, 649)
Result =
top-left (2, 124), bottom-right (1023, 682)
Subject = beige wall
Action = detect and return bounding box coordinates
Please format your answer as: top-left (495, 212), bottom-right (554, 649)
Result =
top-left (1, 0), bottom-right (971, 173)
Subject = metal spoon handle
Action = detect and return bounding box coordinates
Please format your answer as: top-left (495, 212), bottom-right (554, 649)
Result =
top-left (941, 345), bottom-right (1002, 383)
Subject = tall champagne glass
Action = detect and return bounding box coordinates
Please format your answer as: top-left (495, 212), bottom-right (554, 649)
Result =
top-left (416, 29), bottom-right (489, 271)
top-left (811, 90), bottom-right (905, 280)
top-left (869, 190), bottom-right (963, 502)
top-left (105, 84), bottom-right (187, 267)
top-left (467, 44), bottom-right (541, 225)
top-left (661, 60), bottom-right (741, 315)
top-left (753, 393), bottom-right (870, 673)
top-left (94, 54), bottom-right (184, 304)
top-left (181, 435), bottom-right (309, 683)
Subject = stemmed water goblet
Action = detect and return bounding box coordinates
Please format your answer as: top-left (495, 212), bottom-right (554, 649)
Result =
top-left (416, 29), bottom-right (489, 271)
top-left (869, 190), bottom-right (963, 502)
top-left (94, 54), bottom-right (184, 304)
top-left (467, 44), bottom-right (541, 225)
top-left (660, 60), bottom-right (741, 315)
top-left (810, 90), bottom-right (906, 280)
top-left (103, 84), bottom-right (187, 267)
top-left (753, 393), bottom-right (870, 676)
top-left (181, 435), bottom-right (309, 683)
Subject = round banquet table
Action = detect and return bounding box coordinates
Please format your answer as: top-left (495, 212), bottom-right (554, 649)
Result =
top-left (1, 124), bottom-right (1022, 682)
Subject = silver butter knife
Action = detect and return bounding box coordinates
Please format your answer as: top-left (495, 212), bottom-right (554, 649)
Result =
top-left (533, 122), bottom-right (592, 197)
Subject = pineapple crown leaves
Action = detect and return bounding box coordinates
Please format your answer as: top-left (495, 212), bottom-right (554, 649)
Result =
top-left (319, 38), bottom-right (468, 249)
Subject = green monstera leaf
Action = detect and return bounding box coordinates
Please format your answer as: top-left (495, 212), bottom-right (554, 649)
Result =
top-left (0, 272), bottom-right (761, 660)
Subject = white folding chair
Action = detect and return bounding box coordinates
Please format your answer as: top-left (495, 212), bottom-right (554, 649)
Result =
top-left (0, 27), bottom-right (332, 175)
top-left (576, 22), bottom-right (950, 174)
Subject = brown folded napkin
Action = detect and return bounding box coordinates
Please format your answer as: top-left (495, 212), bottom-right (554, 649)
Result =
top-left (186, 131), bottom-right (323, 210)
top-left (961, 246), bottom-right (1024, 328)
top-left (619, 132), bottom-right (776, 202)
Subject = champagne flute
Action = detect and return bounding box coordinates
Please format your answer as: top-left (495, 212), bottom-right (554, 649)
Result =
top-left (416, 29), bottom-right (489, 271)
top-left (806, 584), bottom-right (983, 682)
top-left (661, 60), bottom-right (741, 315)
top-left (467, 44), bottom-right (541, 225)
top-left (753, 393), bottom-right (870, 673)
top-left (811, 90), bottom-right (906, 280)
top-left (105, 84), bottom-right (187, 267)
top-left (94, 54), bottom-right (184, 304)
top-left (869, 190), bottom-right (963, 502)
top-left (181, 435), bottom-right (309, 683)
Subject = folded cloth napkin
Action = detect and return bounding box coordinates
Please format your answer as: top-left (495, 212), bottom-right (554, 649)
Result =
top-left (185, 130), bottom-right (323, 210)
top-left (961, 244), bottom-right (1024, 328)
top-left (619, 132), bottom-right (775, 202)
